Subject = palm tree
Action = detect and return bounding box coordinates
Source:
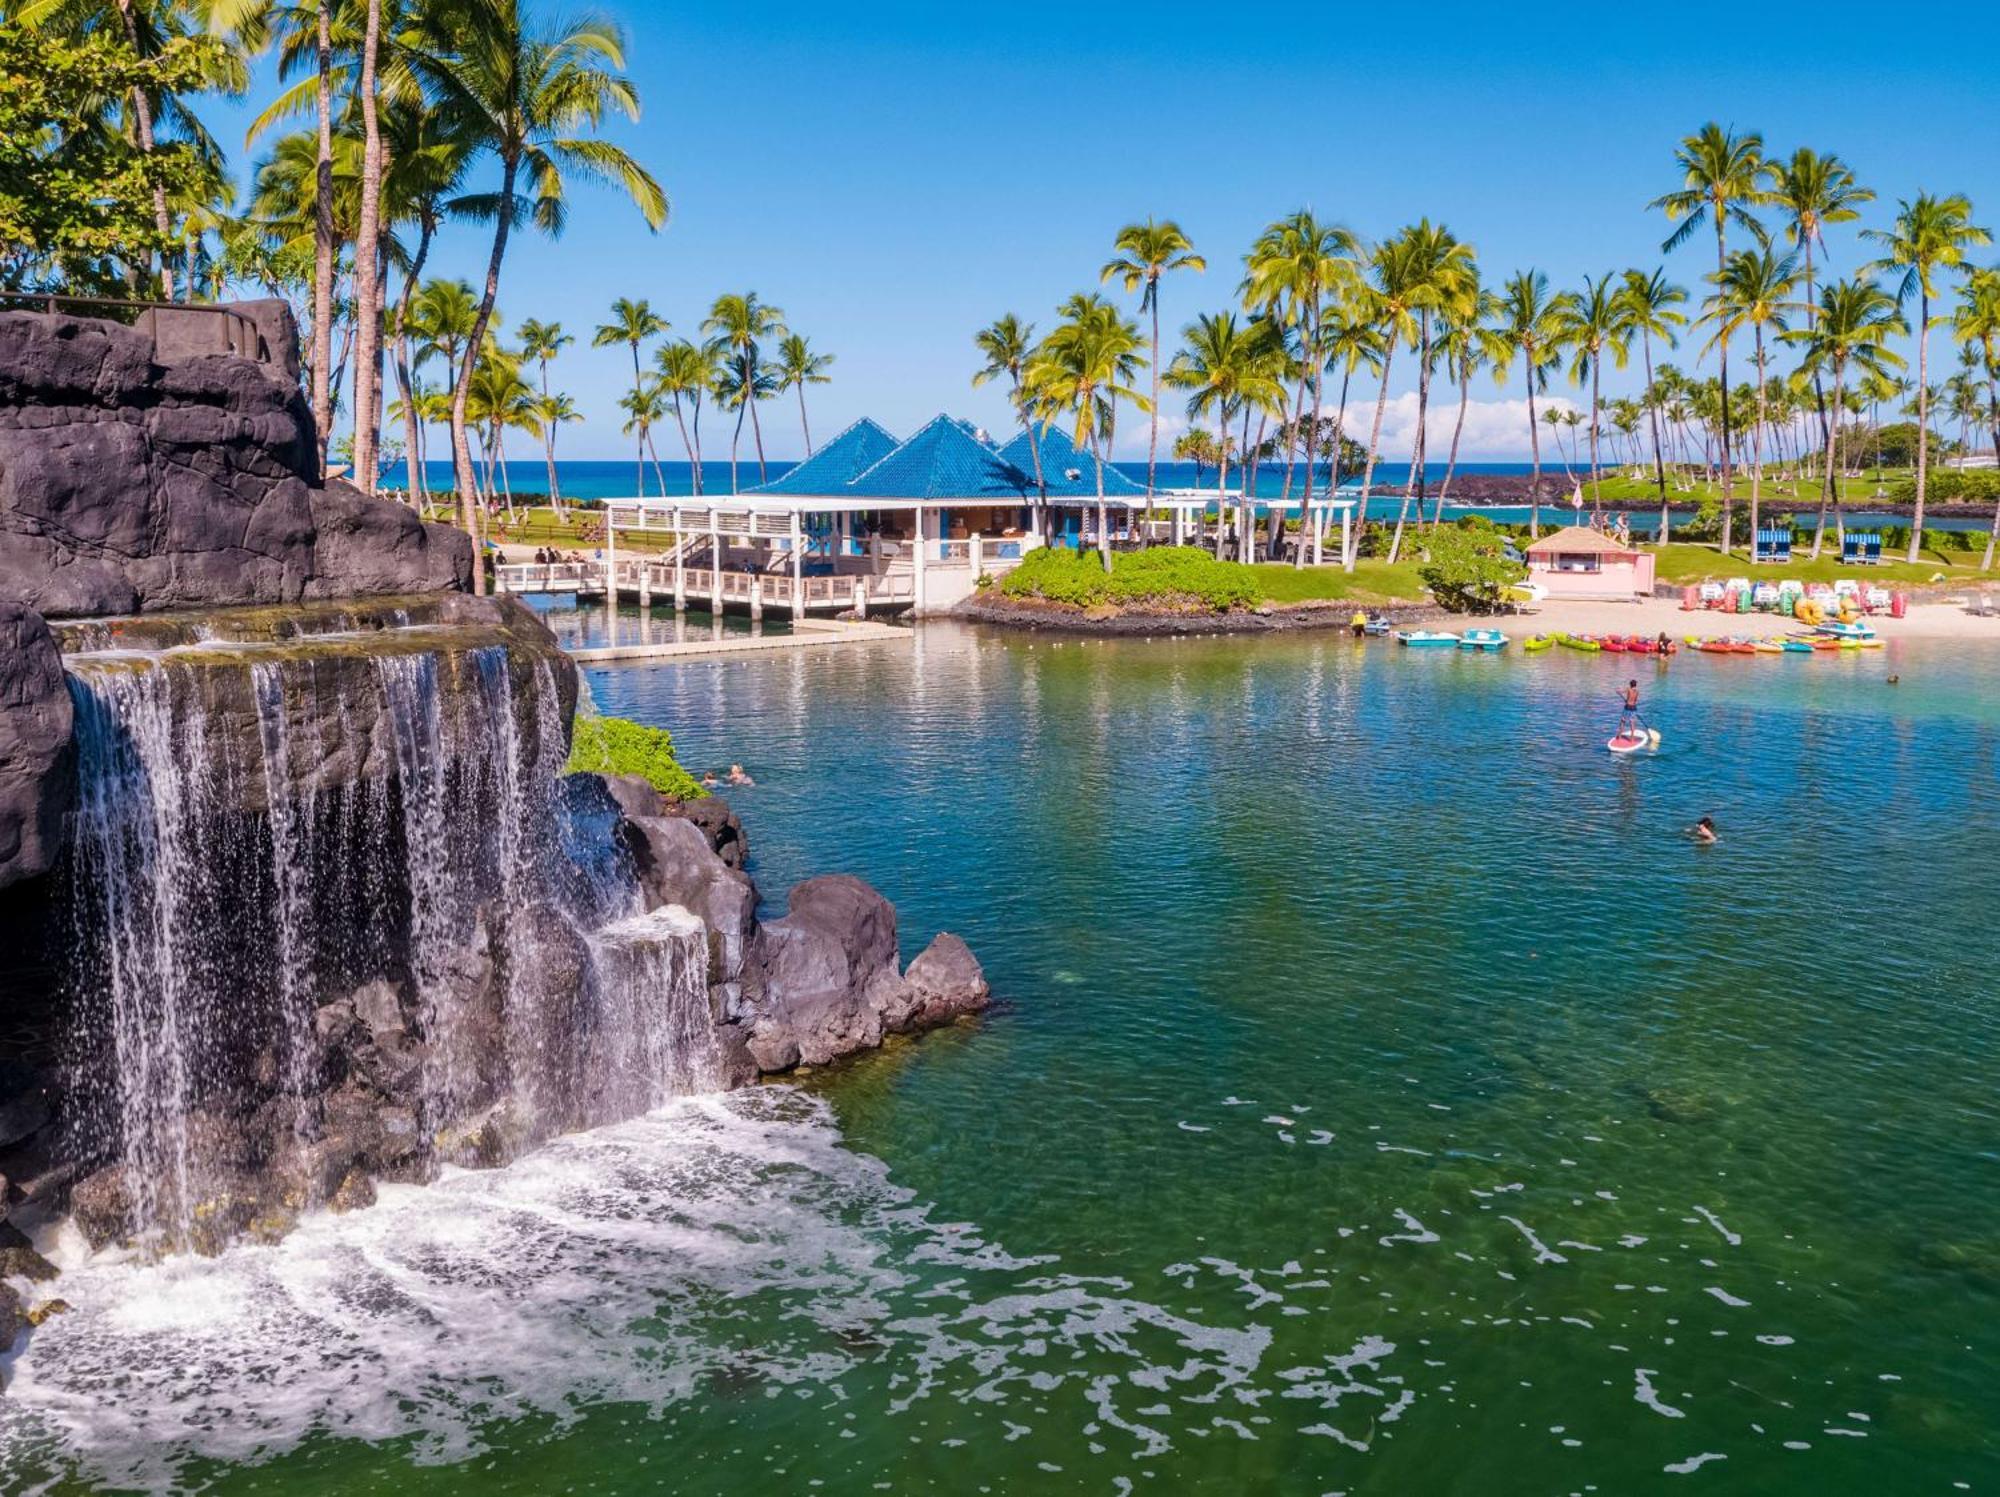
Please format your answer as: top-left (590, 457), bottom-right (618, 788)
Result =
top-left (654, 337), bottom-right (720, 494)
top-left (1701, 246), bottom-right (1799, 552)
top-left (1316, 307), bottom-right (1385, 555)
top-left (1952, 266), bottom-right (2000, 568)
top-left (1783, 277), bottom-right (1906, 556)
top-left (464, 346), bottom-right (535, 520)
top-left (714, 356), bottom-right (778, 495)
top-left (972, 314), bottom-right (1050, 530)
top-left (404, 277), bottom-right (481, 503)
top-left (1494, 270), bottom-right (1567, 538)
top-left (617, 378), bottom-right (669, 499)
top-left (1651, 123), bottom-right (1769, 552)
top-left (1033, 304), bottom-right (1149, 567)
top-left (1768, 149), bottom-right (1873, 516)
top-left (593, 298), bottom-right (666, 496)
top-left (1430, 285), bottom-right (1501, 520)
top-left (1102, 218), bottom-right (1206, 500)
top-left (419, 0), bottom-right (667, 591)
top-left (533, 391), bottom-right (580, 515)
top-left (1381, 221), bottom-right (1477, 563)
top-left (516, 317), bottom-right (573, 506)
top-left (1617, 268), bottom-right (1689, 541)
top-left (773, 333), bottom-right (834, 455)
top-left (1862, 193), bottom-right (1993, 560)
top-left (703, 292), bottom-right (786, 485)
top-left (1242, 212), bottom-right (1359, 556)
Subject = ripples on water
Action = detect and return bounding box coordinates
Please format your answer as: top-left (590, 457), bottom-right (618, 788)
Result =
top-left (5, 619), bottom-right (1997, 1493)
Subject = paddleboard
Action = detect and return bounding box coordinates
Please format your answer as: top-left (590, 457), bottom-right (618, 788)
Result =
top-left (1607, 731), bottom-right (1651, 754)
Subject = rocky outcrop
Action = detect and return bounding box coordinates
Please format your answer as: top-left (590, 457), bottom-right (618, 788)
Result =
top-left (599, 773), bottom-right (990, 1076)
top-left (0, 305), bottom-right (470, 619)
top-left (0, 604), bottom-right (73, 887)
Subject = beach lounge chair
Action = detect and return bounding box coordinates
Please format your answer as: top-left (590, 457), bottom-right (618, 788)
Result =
top-left (1754, 528), bottom-right (1793, 564)
top-left (1842, 532), bottom-right (1883, 565)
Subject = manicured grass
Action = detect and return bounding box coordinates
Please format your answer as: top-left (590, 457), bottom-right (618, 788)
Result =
top-left (1245, 561), bottom-right (1431, 605)
top-left (421, 504), bottom-right (683, 554)
top-left (1649, 542), bottom-right (1991, 587)
top-left (1566, 473), bottom-right (1916, 507)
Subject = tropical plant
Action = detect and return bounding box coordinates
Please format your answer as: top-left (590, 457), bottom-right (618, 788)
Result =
top-left (418, 0), bottom-right (667, 589)
top-left (1651, 122), bottom-right (1769, 554)
top-left (1862, 193), bottom-right (1992, 559)
top-left (515, 316), bottom-right (573, 505)
top-left (654, 337), bottom-right (720, 494)
top-left (972, 313), bottom-right (1048, 520)
top-left (1034, 299), bottom-right (1150, 566)
top-left (594, 297), bottom-right (666, 495)
top-left (1701, 246), bottom-right (1798, 548)
top-left (1617, 268), bottom-right (1688, 539)
top-left (1102, 218), bottom-right (1205, 500)
top-left (1163, 312), bottom-right (1271, 559)
top-left (1783, 277), bottom-right (1906, 555)
top-left (1493, 269), bottom-right (1568, 538)
top-left (772, 332), bottom-right (833, 455)
top-left (702, 291), bottom-right (785, 486)
top-left (1950, 266), bottom-right (2000, 568)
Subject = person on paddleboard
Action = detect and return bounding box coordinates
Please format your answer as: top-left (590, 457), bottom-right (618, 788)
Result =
top-left (1618, 679), bottom-right (1643, 735)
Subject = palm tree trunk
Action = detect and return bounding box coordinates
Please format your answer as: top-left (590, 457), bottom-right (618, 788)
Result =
top-left (669, 396), bottom-right (697, 489)
top-left (1715, 220), bottom-right (1735, 556)
top-left (797, 384), bottom-right (813, 455)
top-left (746, 358), bottom-right (769, 481)
top-left (1984, 365), bottom-right (2000, 570)
top-left (1642, 333), bottom-right (1669, 544)
top-left (1749, 332), bottom-right (1766, 558)
top-left (729, 393), bottom-right (746, 495)
top-left (1213, 418), bottom-right (1231, 561)
top-left (646, 430), bottom-right (669, 498)
top-left (690, 399), bottom-right (706, 496)
top-left (1294, 304), bottom-right (1323, 566)
top-left (1589, 358), bottom-right (1603, 521)
top-left (629, 344), bottom-right (646, 498)
top-left (497, 428), bottom-right (517, 524)
top-left (1319, 363), bottom-right (1353, 558)
top-left (1524, 352), bottom-right (1544, 540)
top-left (1146, 292), bottom-right (1161, 500)
top-left (1095, 437), bottom-right (1110, 570)
top-left (1911, 292), bottom-right (1930, 563)
top-left (350, 0), bottom-right (385, 493)
top-left (1434, 360), bottom-right (1470, 524)
top-left (1354, 340), bottom-right (1398, 573)
top-left (451, 157), bottom-right (519, 597)
top-left (1813, 362), bottom-right (1845, 559)
top-left (111, 0), bottom-right (173, 298)
top-left (309, 2), bottom-right (336, 456)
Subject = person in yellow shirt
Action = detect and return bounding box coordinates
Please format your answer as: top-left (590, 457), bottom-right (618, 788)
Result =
top-left (1351, 609), bottom-right (1368, 638)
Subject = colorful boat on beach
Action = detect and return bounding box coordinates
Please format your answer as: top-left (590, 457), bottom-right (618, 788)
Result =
top-left (1523, 634), bottom-right (1554, 653)
top-left (1395, 630), bottom-right (1461, 647)
top-left (1459, 629), bottom-right (1508, 651)
top-left (1555, 633), bottom-right (1602, 653)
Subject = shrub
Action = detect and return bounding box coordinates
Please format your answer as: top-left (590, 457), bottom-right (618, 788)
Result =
top-left (1416, 528), bottom-right (1527, 613)
top-left (566, 713), bottom-right (706, 802)
top-left (1885, 470), bottom-right (2000, 505)
top-left (999, 545), bottom-right (1257, 612)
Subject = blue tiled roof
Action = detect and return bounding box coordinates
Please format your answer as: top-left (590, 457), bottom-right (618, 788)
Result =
top-left (991, 423), bottom-right (1146, 499)
top-left (841, 414), bottom-right (1034, 501)
top-left (747, 417), bottom-right (900, 496)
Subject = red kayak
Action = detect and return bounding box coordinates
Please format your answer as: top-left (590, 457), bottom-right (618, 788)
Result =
top-left (1602, 637), bottom-right (1629, 653)
top-left (1697, 640), bottom-right (1737, 655)
top-left (1627, 636), bottom-right (1658, 654)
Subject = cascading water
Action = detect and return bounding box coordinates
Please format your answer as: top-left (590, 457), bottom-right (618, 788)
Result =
top-left (60, 630), bottom-right (722, 1253)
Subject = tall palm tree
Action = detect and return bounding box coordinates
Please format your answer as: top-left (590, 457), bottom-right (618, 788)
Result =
top-left (515, 316), bottom-right (572, 505)
top-left (1317, 306), bottom-right (1386, 554)
top-left (419, 0), bottom-right (667, 590)
top-left (1702, 246), bottom-right (1799, 551)
top-left (773, 333), bottom-right (834, 455)
top-left (1381, 221), bottom-right (1477, 563)
top-left (972, 314), bottom-right (1048, 525)
top-left (1102, 218), bottom-right (1205, 500)
top-left (1651, 123), bottom-right (1769, 552)
top-left (1952, 266), bottom-right (2000, 568)
top-left (1494, 270), bottom-right (1567, 538)
top-left (617, 377), bottom-right (669, 499)
top-left (1862, 193), bottom-right (1993, 560)
top-left (1617, 268), bottom-right (1689, 541)
top-left (1557, 273), bottom-right (1632, 522)
top-left (654, 337), bottom-right (720, 494)
top-left (1784, 278), bottom-right (1906, 556)
top-left (1032, 304), bottom-right (1149, 567)
top-left (1430, 286), bottom-right (1501, 519)
top-left (1767, 148), bottom-right (1873, 515)
top-left (1242, 212), bottom-right (1359, 554)
top-left (593, 298), bottom-right (666, 496)
top-left (532, 391), bottom-right (580, 516)
top-left (713, 355), bottom-right (778, 494)
top-left (703, 292), bottom-right (786, 485)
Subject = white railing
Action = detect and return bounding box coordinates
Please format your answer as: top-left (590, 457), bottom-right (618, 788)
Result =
top-left (496, 562), bottom-right (596, 593)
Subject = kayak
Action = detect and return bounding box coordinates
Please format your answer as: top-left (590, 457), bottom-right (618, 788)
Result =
top-left (1523, 634), bottom-right (1554, 653)
top-left (1556, 633), bottom-right (1602, 653)
top-left (1781, 639), bottom-right (1816, 653)
top-left (1626, 636), bottom-right (1658, 654)
top-left (1601, 637), bottom-right (1629, 653)
top-left (1753, 640), bottom-right (1786, 654)
top-left (1696, 640), bottom-right (1737, 655)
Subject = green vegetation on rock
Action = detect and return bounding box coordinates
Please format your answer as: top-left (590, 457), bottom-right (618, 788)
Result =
top-left (566, 713), bottom-right (705, 802)
top-left (1416, 527), bottom-right (1528, 612)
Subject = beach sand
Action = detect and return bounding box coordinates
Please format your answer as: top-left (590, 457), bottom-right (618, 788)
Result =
top-left (1521, 594), bottom-right (2000, 642)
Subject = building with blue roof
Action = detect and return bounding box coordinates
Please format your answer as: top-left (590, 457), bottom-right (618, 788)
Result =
top-left (585, 412), bottom-right (1356, 616)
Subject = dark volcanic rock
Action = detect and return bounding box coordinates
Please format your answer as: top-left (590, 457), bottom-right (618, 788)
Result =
top-left (739, 876), bottom-right (905, 1071)
top-left (69, 1165), bottom-right (132, 1251)
top-left (0, 604), bottom-right (75, 889)
top-left (897, 933), bottom-right (992, 1031)
top-left (0, 305), bottom-right (470, 619)
top-left (1, 1280), bottom-right (23, 1348)
top-left (679, 795), bottom-right (747, 869)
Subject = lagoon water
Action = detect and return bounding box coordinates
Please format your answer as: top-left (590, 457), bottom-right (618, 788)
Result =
top-left (6, 617), bottom-right (1998, 1492)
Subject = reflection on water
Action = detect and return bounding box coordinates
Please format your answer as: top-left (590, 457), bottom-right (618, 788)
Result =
top-left (525, 596), bottom-right (792, 653)
top-left (5, 625), bottom-right (1997, 1494)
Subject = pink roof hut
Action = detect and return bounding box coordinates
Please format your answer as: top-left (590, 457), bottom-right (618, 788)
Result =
top-left (1523, 526), bottom-right (1656, 600)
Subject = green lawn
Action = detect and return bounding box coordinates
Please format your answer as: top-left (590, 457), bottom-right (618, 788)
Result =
top-left (1649, 542), bottom-right (1992, 586)
top-left (1246, 561), bottom-right (1431, 605)
top-left (1565, 472), bottom-right (1915, 507)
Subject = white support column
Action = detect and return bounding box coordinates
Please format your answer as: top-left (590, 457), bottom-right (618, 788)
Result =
top-left (913, 506), bottom-right (928, 614)
top-left (790, 510), bottom-right (803, 614)
top-left (672, 504), bottom-right (686, 611)
top-left (709, 513), bottom-right (721, 609)
top-left (970, 532), bottom-right (982, 578)
top-left (852, 578), bottom-right (867, 618)
top-left (604, 512), bottom-right (617, 600)
top-left (750, 575), bottom-right (763, 621)
top-left (1341, 506), bottom-right (1353, 570)
top-left (1311, 503), bottom-right (1323, 567)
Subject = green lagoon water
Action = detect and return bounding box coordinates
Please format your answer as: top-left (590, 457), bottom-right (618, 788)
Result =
top-left (6, 620), bottom-right (1998, 1493)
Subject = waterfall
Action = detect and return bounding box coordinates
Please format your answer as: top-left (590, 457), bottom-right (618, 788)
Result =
top-left (62, 636), bottom-right (722, 1253)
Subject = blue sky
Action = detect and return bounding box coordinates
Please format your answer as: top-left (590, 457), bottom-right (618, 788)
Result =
top-left (204, 0), bottom-right (2000, 462)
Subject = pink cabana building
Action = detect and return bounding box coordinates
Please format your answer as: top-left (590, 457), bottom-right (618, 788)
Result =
top-left (1523, 526), bottom-right (1656, 599)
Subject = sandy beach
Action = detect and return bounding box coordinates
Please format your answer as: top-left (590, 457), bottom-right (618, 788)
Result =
top-left (1520, 594), bottom-right (2000, 643)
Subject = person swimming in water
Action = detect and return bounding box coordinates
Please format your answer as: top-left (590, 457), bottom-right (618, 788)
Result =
top-left (1691, 816), bottom-right (1718, 844)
